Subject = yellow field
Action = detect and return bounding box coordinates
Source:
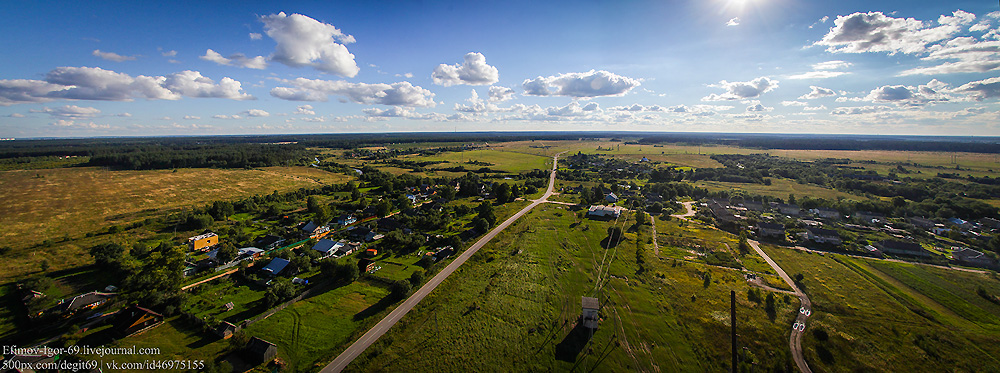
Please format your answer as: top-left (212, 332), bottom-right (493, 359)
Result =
top-left (0, 166), bottom-right (350, 250)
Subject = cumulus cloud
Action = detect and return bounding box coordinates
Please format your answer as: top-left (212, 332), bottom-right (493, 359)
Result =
top-left (830, 105), bottom-right (892, 115)
top-left (799, 86), bottom-right (837, 99)
top-left (865, 80), bottom-right (952, 106)
top-left (702, 77), bottom-right (778, 101)
top-left (522, 70), bottom-right (640, 97)
top-left (294, 105), bottom-right (315, 115)
top-left (956, 76), bottom-right (1000, 100)
top-left (0, 66), bottom-right (253, 105)
top-left (454, 90), bottom-right (502, 114)
top-left (200, 49), bottom-right (268, 69)
top-left (362, 107), bottom-right (434, 119)
top-left (92, 49), bottom-right (137, 62)
top-left (117, 112), bottom-right (132, 117)
top-left (7, 113), bottom-right (25, 118)
top-left (261, 12), bottom-right (359, 77)
top-left (213, 114), bottom-right (240, 119)
top-left (30, 105), bottom-right (101, 118)
top-left (487, 86), bottom-right (516, 102)
top-left (51, 119), bottom-right (109, 129)
top-left (609, 104), bottom-right (666, 112)
top-left (782, 101), bottom-right (807, 106)
top-left (745, 103), bottom-right (773, 112)
top-left (183, 115), bottom-right (200, 120)
top-left (243, 109), bottom-right (270, 117)
top-left (899, 39), bottom-right (1000, 76)
top-left (813, 60), bottom-right (853, 70)
top-left (160, 49), bottom-right (177, 57)
top-left (804, 105), bottom-right (828, 111)
top-left (270, 78), bottom-right (436, 107)
top-left (815, 11), bottom-right (964, 54)
top-left (727, 17), bottom-right (740, 26)
top-left (249, 33), bottom-right (263, 40)
top-left (432, 52), bottom-right (500, 86)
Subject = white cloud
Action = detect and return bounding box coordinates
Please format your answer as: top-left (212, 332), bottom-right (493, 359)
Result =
top-left (51, 119), bottom-right (109, 129)
top-left (812, 60), bottom-right (853, 70)
top-left (117, 112), bottom-right (132, 117)
top-left (261, 12), bottom-right (359, 77)
top-left (865, 80), bottom-right (952, 106)
top-left (899, 39), bottom-right (1000, 76)
top-left (200, 49), bottom-right (268, 69)
top-left (488, 86), bottom-right (516, 102)
top-left (30, 105), bottom-right (101, 118)
top-left (956, 76), bottom-right (1000, 100)
top-left (454, 90), bottom-right (502, 114)
top-left (92, 49), bottom-right (137, 62)
top-left (270, 78), bottom-right (436, 107)
top-left (249, 33), bottom-right (262, 40)
top-left (788, 71), bottom-right (850, 79)
top-left (161, 50), bottom-right (177, 57)
top-left (702, 77), bottom-right (778, 101)
top-left (7, 113), bottom-right (25, 118)
top-left (184, 115), bottom-right (200, 120)
top-left (830, 105), bottom-right (892, 115)
top-left (804, 105), bottom-right (828, 111)
top-left (745, 103), bottom-right (773, 112)
top-left (395, 73), bottom-right (414, 78)
top-left (0, 66), bottom-right (253, 105)
top-left (294, 105), bottom-right (315, 115)
top-left (799, 86), bottom-right (837, 99)
top-left (609, 104), bottom-right (666, 112)
top-left (815, 11), bottom-right (962, 55)
top-left (782, 101), bottom-right (807, 106)
top-left (243, 109), bottom-right (270, 117)
top-left (522, 70), bottom-right (640, 97)
top-left (727, 17), bottom-right (740, 26)
top-left (213, 114), bottom-right (240, 119)
top-left (432, 52), bottom-right (500, 86)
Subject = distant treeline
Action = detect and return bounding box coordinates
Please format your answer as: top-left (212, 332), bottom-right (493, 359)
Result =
top-left (637, 135), bottom-right (1000, 153)
top-left (86, 143), bottom-right (309, 170)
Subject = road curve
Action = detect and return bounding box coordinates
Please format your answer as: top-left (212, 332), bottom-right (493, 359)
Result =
top-left (321, 152), bottom-right (566, 373)
top-left (671, 201), bottom-right (696, 220)
top-left (748, 240), bottom-right (813, 373)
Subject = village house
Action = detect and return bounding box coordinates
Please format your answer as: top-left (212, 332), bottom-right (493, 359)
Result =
top-left (244, 337), bottom-right (278, 365)
top-left (358, 258), bottom-right (377, 273)
top-left (238, 247), bottom-right (265, 260)
top-left (854, 211), bottom-right (885, 225)
top-left (804, 227), bottom-right (842, 245)
top-left (301, 221), bottom-right (331, 238)
top-left (336, 213), bottom-right (357, 226)
top-left (588, 205), bottom-right (623, 218)
top-left (757, 222), bottom-right (786, 239)
top-left (952, 247), bottom-right (995, 268)
top-left (188, 232), bottom-right (219, 252)
top-left (775, 203), bottom-right (801, 217)
top-left (310, 239), bottom-right (345, 259)
top-left (262, 258), bottom-right (291, 277)
top-left (54, 291), bottom-right (114, 315)
top-left (979, 217), bottom-right (1000, 230)
top-left (214, 321), bottom-right (238, 339)
top-left (811, 207), bottom-right (841, 220)
top-left (605, 193), bottom-right (619, 203)
top-left (878, 240), bottom-right (930, 257)
top-left (907, 217), bottom-right (937, 230)
top-left (112, 306), bottom-right (163, 337)
top-left (254, 235), bottom-right (286, 250)
top-left (709, 200), bottom-right (738, 225)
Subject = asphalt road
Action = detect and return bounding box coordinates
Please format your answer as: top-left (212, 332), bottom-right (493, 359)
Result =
top-left (748, 240), bottom-right (813, 373)
top-left (321, 152), bottom-right (565, 373)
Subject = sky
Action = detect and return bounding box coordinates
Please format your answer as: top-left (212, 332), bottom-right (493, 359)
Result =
top-left (0, 0), bottom-right (998, 138)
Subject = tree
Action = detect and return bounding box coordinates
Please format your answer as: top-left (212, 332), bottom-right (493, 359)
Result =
top-left (634, 209), bottom-right (646, 225)
top-left (390, 279), bottom-right (412, 300)
top-left (788, 194), bottom-right (797, 205)
top-left (477, 201), bottom-right (497, 226)
top-left (215, 241), bottom-right (238, 264)
top-left (188, 214), bottom-right (214, 230)
top-left (648, 202), bottom-right (663, 214)
top-left (90, 242), bottom-right (126, 268)
top-left (438, 185), bottom-right (457, 200)
top-left (307, 196), bottom-right (322, 214)
top-left (493, 182), bottom-right (512, 203)
top-left (738, 231), bottom-right (751, 255)
top-left (473, 217), bottom-right (491, 233)
top-left (264, 279), bottom-right (296, 308)
top-left (40, 260), bottom-right (50, 272)
top-left (375, 199), bottom-right (393, 218)
top-left (409, 270), bottom-right (424, 287)
top-left (351, 188), bottom-right (362, 201)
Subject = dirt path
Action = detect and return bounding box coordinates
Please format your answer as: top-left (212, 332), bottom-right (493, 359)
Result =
top-left (748, 240), bottom-right (813, 373)
top-left (670, 201), bottom-right (696, 220)
top-left (790, 245), bottom-right (988, 274)
top-left (180, 268), bottom-right (238, 291)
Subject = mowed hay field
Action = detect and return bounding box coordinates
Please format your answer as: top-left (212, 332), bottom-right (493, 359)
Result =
top-left (0, 166), bottom-right (351, 250)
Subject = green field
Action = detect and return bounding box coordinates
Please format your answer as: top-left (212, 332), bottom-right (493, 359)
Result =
top-left (761, 246), bottom-right (1000, 371)
top-left (0, 166), bottom-right (350, 282)
top-left (348, 206), bottom-right (797, 372)
top-left (405, 149), bottom-right (551, 173)
top-left (694, 177), bottom-right (857, 201)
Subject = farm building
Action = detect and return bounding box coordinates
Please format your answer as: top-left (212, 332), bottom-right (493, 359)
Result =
top-left (775, 203), bottom-right (801, 216)
top-left (238, 247), bottom-right (265, 260)
top-left (908, 217), bottom-right (937, 229)
top-left (215, 321), bottom-right (238, 339)
top-left (112, 306), bottom-right (163, 337)
top-left (262, 258), bottom-right (291, 276)
top-left (878, 240), bottom-right (929, 257)
top-left (244, 337), bottom-right (278, 365)
top-left (336, 213), bottom-right (357, 226)
top-left (804, 227), bottom-right (842, 245)
top-left (757, 222), bottom-right (785, 239)
top-left (581, 296), bottom-right (600, 329)
top-left (604, 193), bottom-right (619, 203)
top-left (811, 207), bottom-right (841, 220)
top-left (709, 201), bottom-right (738, 225)
top-left (588, 205), bottom-right (622, 218)
top-left (358, 258), bottom-right (376, 273)
top-left (980, 217), bottom-right (1000, 230)
top-left (365, 248), bottom-right (378, 257)
top-left (188, 232), bottom-right (219, 252)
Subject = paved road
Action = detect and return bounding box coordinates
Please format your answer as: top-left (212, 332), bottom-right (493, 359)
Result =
top-left (748, 240), bottom-right (813, 373)
top-left (321, 152), bottom-right (566, 373)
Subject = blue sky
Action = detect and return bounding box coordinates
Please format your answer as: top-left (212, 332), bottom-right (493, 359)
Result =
top-left (0, 0), bottom-right (998, 137)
